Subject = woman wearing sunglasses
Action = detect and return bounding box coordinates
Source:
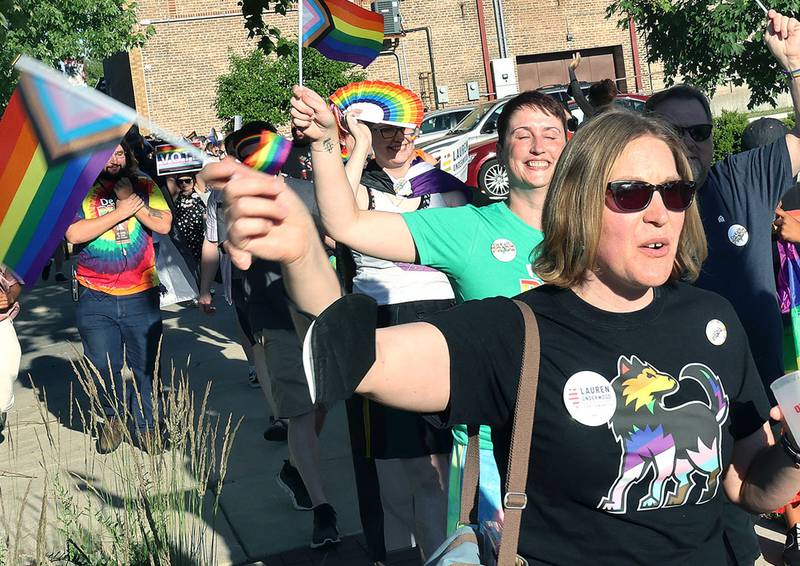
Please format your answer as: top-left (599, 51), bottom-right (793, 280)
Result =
top-left (214, 108), bottom-right (800, 563)
top-left (166, 173), bottom-right (206, 264)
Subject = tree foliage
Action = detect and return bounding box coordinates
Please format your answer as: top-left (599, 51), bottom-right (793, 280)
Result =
top-left (238, 0), bottom-right (295, 56)
top-left (215, 42), bottom-right (366, 129)
top-left (607, 0), bottom-right (796, 108)
top-left (712, 110), bottom-right (750, 162)
top-left (0, 0), bottom-right (153, 110)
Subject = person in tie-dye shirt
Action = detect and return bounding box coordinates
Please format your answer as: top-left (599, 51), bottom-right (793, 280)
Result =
top-left (66, 141), bottom-right (172, 455)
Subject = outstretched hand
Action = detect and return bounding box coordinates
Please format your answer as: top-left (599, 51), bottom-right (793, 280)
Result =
top-left (765, 9), bottom-right (800, 70)
top-left (291, 85), bottom-right (339, 143)
top-left (203, 158), bottom-right (318, 266)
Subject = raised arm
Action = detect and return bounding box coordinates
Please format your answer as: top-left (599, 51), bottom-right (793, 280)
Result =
top-left (568, 53), bottom-right (594, 119)
top-left (291, 86), bottom-right (417, 262)
top-left (766, 10), bottom-right (800, 175)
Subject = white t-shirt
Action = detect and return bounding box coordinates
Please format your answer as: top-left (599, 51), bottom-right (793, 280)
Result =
top-left (351, 189), bottom-right (463, 306)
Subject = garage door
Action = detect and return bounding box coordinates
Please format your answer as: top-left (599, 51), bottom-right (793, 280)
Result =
top-left (516, 46), bottom-right (626, 93)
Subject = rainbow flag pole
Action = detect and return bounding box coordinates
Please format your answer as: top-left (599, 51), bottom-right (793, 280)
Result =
top-left (299, 0), bottom-right (304, 86)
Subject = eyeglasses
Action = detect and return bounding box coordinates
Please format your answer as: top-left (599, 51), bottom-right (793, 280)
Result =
top-left (372, 126), bottom-right (418, 140)
top-left (606, 180), bottom-right (697, 212)
top-left (672, 124), bottom-right (712, 142)
top-left (176, 178), bottom-right (194, 186)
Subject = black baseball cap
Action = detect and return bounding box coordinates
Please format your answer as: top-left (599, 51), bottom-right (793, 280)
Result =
top-left (741, 117), bottom-right (788, 151)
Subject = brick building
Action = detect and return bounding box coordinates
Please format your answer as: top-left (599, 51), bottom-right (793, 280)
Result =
top-left (107, 0), bottom-right (662, 136)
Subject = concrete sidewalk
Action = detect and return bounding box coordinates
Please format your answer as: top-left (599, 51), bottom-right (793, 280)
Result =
top-left (6, 268), bottom-right (377, 564)
top-left (1, 266), bottom-right (790, 565)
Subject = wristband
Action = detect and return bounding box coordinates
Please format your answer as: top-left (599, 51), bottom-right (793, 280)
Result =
top-left (784, 68), bottom-right (800, 80)
top-left (781, 433), bottom-right (800, 468)
top-left (303, 293), bottom-right (377, 406)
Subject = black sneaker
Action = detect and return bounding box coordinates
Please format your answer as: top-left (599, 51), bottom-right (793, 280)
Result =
top-left (54, 273), bottom-right (68, 283)
top-left (785, 524), bottom-right (800, 565)
top-left (310, 503), bottom-right (340, 549)
top-left (263, 417), bottom-right (288, 442)
top-left (276, 459), bottom-right (313, 510)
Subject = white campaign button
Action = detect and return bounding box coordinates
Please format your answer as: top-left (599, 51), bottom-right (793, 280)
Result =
top-left (563, 371), bottom-right (617, 427)
top-left (491, 238), bottom-right (517, 262)
top-left (728, 224), bottom-right (749, 247)
top-left (705, 319), bottom-right (727, 346)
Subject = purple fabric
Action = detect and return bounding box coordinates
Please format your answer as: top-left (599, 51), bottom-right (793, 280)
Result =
top-left (777, 239), bottom-right (800, 314)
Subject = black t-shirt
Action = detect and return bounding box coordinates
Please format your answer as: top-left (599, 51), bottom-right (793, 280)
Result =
top-left (426, 283), bottom-right (769, 565)
top-left (696, 140), bottom-right (794, 394)
top-left (242, 176), bottom-right (321, 335)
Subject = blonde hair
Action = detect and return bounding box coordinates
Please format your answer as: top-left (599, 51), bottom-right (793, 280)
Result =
top-left (532, 109), bottom-right (707, 288)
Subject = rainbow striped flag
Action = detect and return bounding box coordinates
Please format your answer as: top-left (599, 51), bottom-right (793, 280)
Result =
top-left (240, 130), bottom-right (293, 175)
top-left (302, 0), bottom-right (385, 68)
top-left (0, 57), bottom-right (135, 284)
top-left (778, 239), bottom-right (800, 371)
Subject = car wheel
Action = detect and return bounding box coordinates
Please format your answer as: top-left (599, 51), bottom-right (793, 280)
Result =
top-left (478, 159), bottom-right (509, 198)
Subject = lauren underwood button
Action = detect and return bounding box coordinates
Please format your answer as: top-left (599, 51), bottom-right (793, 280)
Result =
top-left (563, 371), bottom-right (617, 427)
top-left (705, 319), bottom-right (727, 346)
top-left (491, 238), bottom-right (517, 262)
top-left (727, 224), bottom-right (749, 247)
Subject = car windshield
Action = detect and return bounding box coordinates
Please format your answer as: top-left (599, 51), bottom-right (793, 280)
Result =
top-left (452, 102), bottom-right (494, 134)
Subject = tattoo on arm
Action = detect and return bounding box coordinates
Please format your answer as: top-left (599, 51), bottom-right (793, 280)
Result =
top-left (322, 138), bottom-right (334, 153)
top-left (149, 208), bottom-right (163, 218)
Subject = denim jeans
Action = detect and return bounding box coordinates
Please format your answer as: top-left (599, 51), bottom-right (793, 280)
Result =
top-left (76, 286), bottom-right (162, 431)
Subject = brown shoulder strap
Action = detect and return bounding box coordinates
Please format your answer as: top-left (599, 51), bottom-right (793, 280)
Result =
top-left (498, 299), bottom-right (541, 565)
top-left (459, 426), bottom-right (480, 525)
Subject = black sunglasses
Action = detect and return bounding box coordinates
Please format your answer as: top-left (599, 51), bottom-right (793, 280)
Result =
top-left (176, 177), bottom-right (194, 185)
top-left (672, 124), bottom-right (712, 142)
top-left (606, 180), bottom-right (697, 212)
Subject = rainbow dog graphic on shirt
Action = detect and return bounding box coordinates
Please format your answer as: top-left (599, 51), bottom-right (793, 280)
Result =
top-left (599, 355), bottom-right (729, 514)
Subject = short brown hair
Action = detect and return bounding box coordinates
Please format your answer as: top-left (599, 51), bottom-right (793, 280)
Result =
top-left (532, 109), bottom-right (707, 287)
top-left (497, 91), bottom-right (568, 144)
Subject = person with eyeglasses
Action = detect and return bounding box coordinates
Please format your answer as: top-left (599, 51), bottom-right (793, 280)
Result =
top-left (214, 107), bottom-right (800, 565)
top-left (646, 10), bottom-right (800, 565)
top-left (292, 82), bottom-right (472, 561)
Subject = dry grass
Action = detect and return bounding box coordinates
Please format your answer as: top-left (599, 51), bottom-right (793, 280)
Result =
top-left (0, 351), bottom-right (241, 566)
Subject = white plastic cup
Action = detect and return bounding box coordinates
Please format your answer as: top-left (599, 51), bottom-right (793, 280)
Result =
top-left (771, 371), bottom-right (800, 439)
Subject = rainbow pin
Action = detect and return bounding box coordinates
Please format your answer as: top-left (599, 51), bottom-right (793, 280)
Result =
top-left (330, 80), bottom-right (424, 129)
top-left (239, 131), bottom-right (293, 175)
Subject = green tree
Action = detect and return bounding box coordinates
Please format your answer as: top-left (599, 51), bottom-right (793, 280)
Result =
top-left (607, 0), bottom-right (795, 108)
top-left (0, 0), bottom-right (153, 111)
top-left (712, 110), bottom-right (750, 162)
top-left (237, 0), bottom-right (294, 56)
top-left (215, 42), bottom-right (366, 129)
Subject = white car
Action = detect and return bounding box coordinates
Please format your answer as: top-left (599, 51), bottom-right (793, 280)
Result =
top-left (415, 107), bottom-right (475, 146)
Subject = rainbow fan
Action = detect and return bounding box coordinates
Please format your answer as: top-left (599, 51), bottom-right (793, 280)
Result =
top-left (330, 81), bottom-right (424, 129)
top-left (238, 131), bottom-right (293, 175)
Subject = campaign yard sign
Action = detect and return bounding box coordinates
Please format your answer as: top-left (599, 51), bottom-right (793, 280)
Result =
top-left (155, 144), bottom-right (204, 176)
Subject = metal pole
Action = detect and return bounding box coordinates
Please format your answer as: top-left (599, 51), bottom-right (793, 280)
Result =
top-left (403, 27), bottom-right (439, 109)
top-left (379, 51), bottom-right (404, 85)
top-left (476, 0), bottom-right (496, 99)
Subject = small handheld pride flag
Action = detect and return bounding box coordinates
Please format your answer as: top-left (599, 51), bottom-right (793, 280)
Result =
top-left (238, 131), bottom-right (293, 175)
top-left (302, 0), bottom-right (385, 68)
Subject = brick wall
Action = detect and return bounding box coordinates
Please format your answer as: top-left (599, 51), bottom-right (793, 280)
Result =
top-left (128, 0), bottom-right (653, 135)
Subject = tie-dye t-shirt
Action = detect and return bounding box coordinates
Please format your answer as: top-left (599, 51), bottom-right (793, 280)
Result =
top-left (74, 175), bottom-right (169, 296)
